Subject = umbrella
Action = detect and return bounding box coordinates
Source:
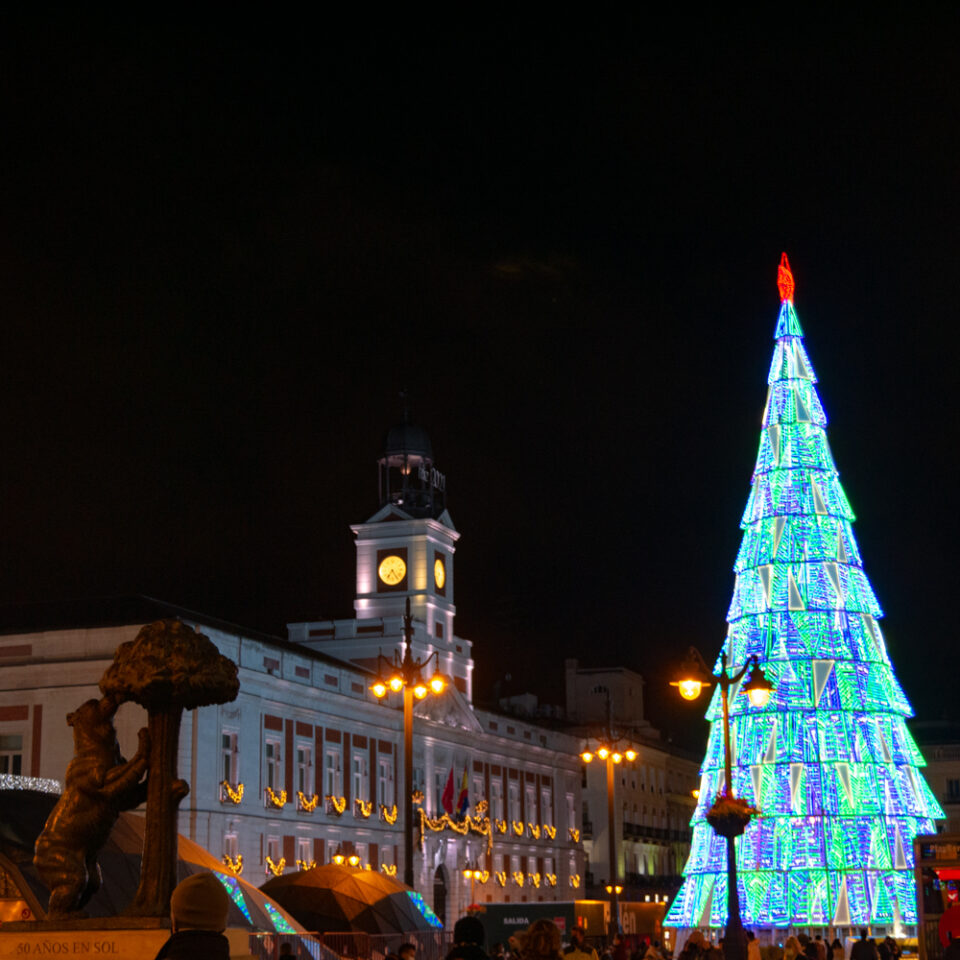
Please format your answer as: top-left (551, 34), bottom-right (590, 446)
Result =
top-left (260, 863), bottom-right (442, 934)
top-left (88, 812), bottom-right (304, 933)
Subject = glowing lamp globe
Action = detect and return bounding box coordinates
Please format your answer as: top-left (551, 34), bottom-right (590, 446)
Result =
top-left (743, 662), bottom-right (774, 708)
top-left (612, 752), bottom-right (623, 765)
top-left (581, 751), bottom-right (594, 763)
top-left (371, 680), bottom-right (388, 698)
top-left (625, 749), bottom-right (637, 762)
top-left (413, 683), bottom-right (428, 700)
top-left (597, 746), bottom-right (610, 760)
top-left (429, 674), bottom-right (446, 694)
top-left (388, 675), bottom-right (404, 693)
top-left (673, 679), bottom-right (704, 701)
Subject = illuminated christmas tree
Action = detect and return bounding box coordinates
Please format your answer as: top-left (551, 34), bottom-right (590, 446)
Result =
top-left (665, 255), bottom-right (943, 931)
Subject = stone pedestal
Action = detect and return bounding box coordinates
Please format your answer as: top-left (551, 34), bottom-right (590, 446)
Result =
top-left (0, 921), bottom-right (253, 959)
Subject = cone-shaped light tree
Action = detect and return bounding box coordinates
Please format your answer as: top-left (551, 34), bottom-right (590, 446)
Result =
top-left (665, 256), bottom-right (943, 932)
top-left (100, 619), bottom-right (239, 916)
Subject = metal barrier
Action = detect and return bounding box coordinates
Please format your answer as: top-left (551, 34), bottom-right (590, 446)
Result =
top-left (249, 930), bottom-right (452, 960)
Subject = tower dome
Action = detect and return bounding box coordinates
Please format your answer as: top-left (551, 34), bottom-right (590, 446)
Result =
top-left (377, 415), bottom-right (446, 519)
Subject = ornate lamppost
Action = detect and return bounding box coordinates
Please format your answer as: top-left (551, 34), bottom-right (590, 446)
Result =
top-left (671, 647), bottom-right (773, 960)
top-left (462, 859), bottom-right (485, 912)
top-left (580, 687), bottom-right (638, 942)
top-left (370, 598), bottom-right (446, 889)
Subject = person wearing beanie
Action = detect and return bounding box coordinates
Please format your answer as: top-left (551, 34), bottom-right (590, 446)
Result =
top-left (446, 916), bottom-right (489, 960)
top-left (152, 871), bottom-right (232, 960)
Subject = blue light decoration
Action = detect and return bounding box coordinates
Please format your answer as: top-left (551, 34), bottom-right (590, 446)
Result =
top-left (214, 870), bottom-right (253, 924)
top-left (263, 899), bottom-right (299, 934)
top-left (406, 890), bottom-right (444, 929)
top-left (664, 255), bottom-right (943, 931)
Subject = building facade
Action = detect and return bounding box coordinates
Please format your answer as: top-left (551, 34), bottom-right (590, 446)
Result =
top-left (564, 660), bottom-right (700, 911)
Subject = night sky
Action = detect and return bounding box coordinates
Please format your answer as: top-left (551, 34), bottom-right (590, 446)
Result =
top-left (2, 17), bottom-right (958, 748)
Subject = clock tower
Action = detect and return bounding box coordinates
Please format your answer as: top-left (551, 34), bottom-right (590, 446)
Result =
top-left (289, 416), bottom-right (474, 699)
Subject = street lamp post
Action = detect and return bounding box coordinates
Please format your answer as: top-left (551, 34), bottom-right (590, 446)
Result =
top-left (580, 688), bottom-right (638, 943)
top-left (671, 647), bottom-right (773, 960)
top-left (370, 598), bottom-right (446, 889)
top-left (462, 862), bottom-right (484, 911)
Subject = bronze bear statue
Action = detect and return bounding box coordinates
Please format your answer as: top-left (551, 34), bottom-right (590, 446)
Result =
top-left (34, 696), bottom-right (149, 917)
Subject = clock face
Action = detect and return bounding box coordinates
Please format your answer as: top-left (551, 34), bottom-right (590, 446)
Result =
top-left (378, 554), bottom-right (407, 586)
top-left (434, 556), bottom-right (446, 590)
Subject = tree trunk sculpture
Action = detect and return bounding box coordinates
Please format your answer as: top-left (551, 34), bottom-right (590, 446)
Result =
top-left (100, 619), bottom-right (239, 917)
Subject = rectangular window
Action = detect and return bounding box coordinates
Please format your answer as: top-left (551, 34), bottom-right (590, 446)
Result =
top-left (508, 783), bottom-right (520, 821)
top-left (413, 766), bottom-right (425, 794)
top-left (297, 745), bottom-right (312, 794)
top-left (948, 779), bottom-right (960, 801)
top-left (378, 757), bottom-right (394, 807)
top-left (223, 833), bottom-right (238, 859)
top-left (0, 734), bottom-right (23, 776)
top-left (472, 776), bottom-right (484, 813)
top-left (297, 838), bottom-right (312, 865)
top-left (353, 753), bottom-right (368, 802)
top-left (491, 781), bottom-right (503, 820)
top-left (222, 732), bottom-right (239, 784)
top-left (324, 748), bottom-right (342, 795)
top-left (525, 784), bottom-right (536, 821)
top-left (265, 739), bottom-right (282, 791)
top-left (541, 788), bottom-right (553, 826)
top-left (266, 836), bottom-right (281, 866)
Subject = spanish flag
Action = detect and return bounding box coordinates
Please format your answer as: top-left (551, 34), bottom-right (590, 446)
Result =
top-left (456, 764), bottom-right (469, 819)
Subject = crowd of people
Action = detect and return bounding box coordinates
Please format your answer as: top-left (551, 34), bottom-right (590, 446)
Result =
top-left (150, 870), bottom-right (913, 960)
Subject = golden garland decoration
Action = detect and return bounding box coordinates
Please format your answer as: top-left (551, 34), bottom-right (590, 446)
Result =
top-left (266, 856), bottom-right (286, 877)
top-left (569, 873), bottom-right (581, 888)
top-left (381, 863), bottom-right (398, 876)
top-left (380, 803), bottom-right (398, 824)
top-left (296, 859), bottom-right (317, 871)
top-left (546, 873), bottom-right (557, 886)
top-left (512, 871), bottom-right (525, 887)
top-left (222, 853), bottom-right (243, 874)
top-left (527, 823), bottom-right (541, 839)
top-left (412, 790), bottom-right (425, 805)
top-left (418, 808), bottom-right (494, 854)
top-left (355, 798), bottom-right (374, 818)
top-left (220, 781), bottom-right (244, 804)
top-left (495, 819), bottom-right (507, 834)
top-left (543, 824), bottom-right (557, 839)
top-left (325, 794), bottom-right (347, 815)
top-left (495, 871), bottom-right (507, 887)
top-left (531, 872), bottom-right (541, 888)
top-left (265, 787), bottom-right (287, 809)
top-left (511, 820), bottom-right (525, 837)
top-left (569, 828), bottom-right (580, 842)
top-left (297, 791), bottom-right (320, 812)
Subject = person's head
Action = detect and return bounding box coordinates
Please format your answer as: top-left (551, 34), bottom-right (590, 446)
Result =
top-left (455, 917), bottom-right (486, 948)
top-left (747, 933), bottom-right (755, 942)
top-left (860, 931), bottom-right (868, 941)
top-left (280, 945), bottom-right (294, 956)
top-left (399, 944), bottom-right (417, 960)
top-left (169, 872), bottom-right (231, 934)
top-left (572, 928), bottom-right (587, 947)
top-left (523, 919), bottom-right (562, 958)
